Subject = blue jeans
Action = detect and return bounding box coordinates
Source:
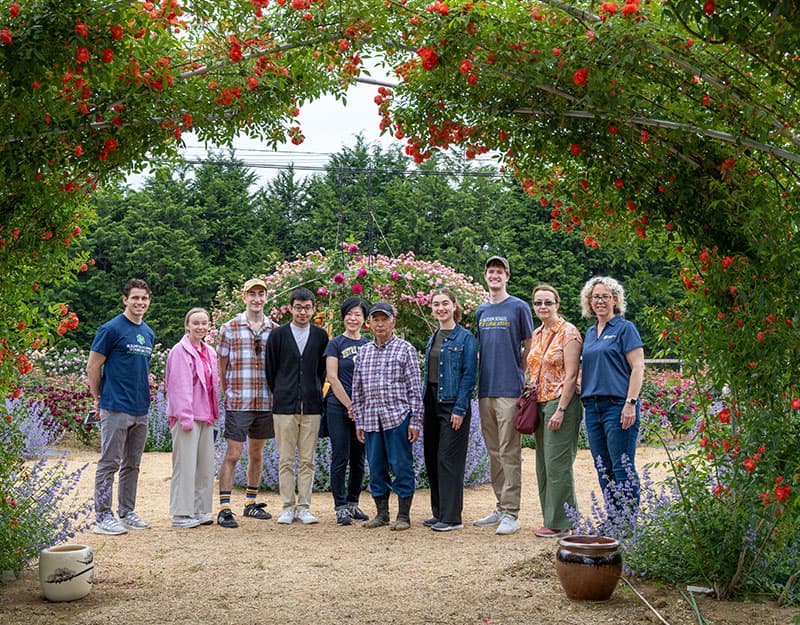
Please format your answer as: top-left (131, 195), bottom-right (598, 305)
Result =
top-left (364, 415), bottom-right (415, 499)
top-left (583, 397), bottom-right (640, 506)
top-left (326, 401), bottom-right (365, 508)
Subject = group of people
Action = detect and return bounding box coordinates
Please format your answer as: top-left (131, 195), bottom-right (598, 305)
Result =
top-left (86, 257), bottom-right (644, 538)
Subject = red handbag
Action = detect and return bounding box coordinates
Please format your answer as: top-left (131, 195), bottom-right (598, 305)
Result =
top-left (514, 386), bottom-right (539, 434)
top-left (514, 330), bottom-right (556, 435)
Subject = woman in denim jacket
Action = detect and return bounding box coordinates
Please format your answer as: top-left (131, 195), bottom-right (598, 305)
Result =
top-left (422, 288), bottom-right (478, 531)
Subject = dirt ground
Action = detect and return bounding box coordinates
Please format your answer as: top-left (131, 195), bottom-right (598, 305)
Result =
top-left (1, 446), bottom-right (796, 625)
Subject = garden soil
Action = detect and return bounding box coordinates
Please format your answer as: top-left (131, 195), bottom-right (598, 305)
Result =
top-left (1, 446), bottom-right (796, 625)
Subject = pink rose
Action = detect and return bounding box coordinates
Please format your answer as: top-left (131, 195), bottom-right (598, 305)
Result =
top-left (333, 273), bottom-right (345, 284)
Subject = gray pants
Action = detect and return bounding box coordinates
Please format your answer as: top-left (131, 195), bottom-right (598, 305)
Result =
top-left (94, 410), bottom-right (149, 521)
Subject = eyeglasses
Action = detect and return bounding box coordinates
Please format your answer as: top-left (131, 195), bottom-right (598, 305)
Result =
top-left (533, 300), bottom-right (556, 307)
top-left (591, 294), bottom-right (614, 302)
top-left (292, 304), bottom-right (314, 312)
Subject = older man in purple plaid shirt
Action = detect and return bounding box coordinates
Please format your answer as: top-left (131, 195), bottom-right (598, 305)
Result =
top-left (352, 301), bottom-right (424, 531)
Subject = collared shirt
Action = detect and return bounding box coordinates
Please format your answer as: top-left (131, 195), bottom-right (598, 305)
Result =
top-left (217, 313), bottom-right (274, 411)
top-left (525, 318), bottom-right (582, 402)
top-left (351, 335), bottom-right (424, 432)
top-left (581, 315), bottom-right (644, 399)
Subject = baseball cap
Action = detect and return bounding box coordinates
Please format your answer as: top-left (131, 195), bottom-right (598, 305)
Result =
top-left (369, 301), bottom-right (396, 318)
top-left (242, 278), bottom-right (267, 292)
top-left (484, 255), bottom-right (510, 273)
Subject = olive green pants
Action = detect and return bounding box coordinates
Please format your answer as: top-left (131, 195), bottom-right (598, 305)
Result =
top-left (534, 395), bottom-right (582, 530)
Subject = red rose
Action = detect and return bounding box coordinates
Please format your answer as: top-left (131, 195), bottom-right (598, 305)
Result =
top-left (76, 47), bottom-right (90, 63)
top-left (102, 49), bottom-right (114, 63)
top-left (791, 397), bottom-right (800, 410)
top-left (569, 143), bottom-right (582, 156)
top-left (417, 46), bottom-right (439, 71)
top-left (0, 28), bottom-right (12, 44)
top-left (573, 68), bottom-right (588, 86)
top-left (703, 0), bottom-right (714, 16)
top-left (110, 24), bottom-right (123, 40)
top-left (10, 4), bottom-right (20, 18)
top-left (717, 408), bottom-right (730, 423)
top-left (743, 458), bottom-right (756, 472)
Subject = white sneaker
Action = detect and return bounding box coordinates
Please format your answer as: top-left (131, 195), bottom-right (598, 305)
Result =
top-left (295, 509), bottom-right (319, 525)
top-left (192, 513), bottom-right (214, 526)
top-left (119, 511), bottom-right (150, 530)
top-left (172, 515), bottom-right (202, 529)
top-left (277, 508), bottom-right (295, 524)
top-left (93, 516), bottom-right (128, 535)
top-left (473, 510), bottom-right (503, 527)
top-left (495, 514), bottom-right (520, 535)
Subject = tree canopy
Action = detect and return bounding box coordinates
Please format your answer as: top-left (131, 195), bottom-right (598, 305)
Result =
top-left (0, 0), bottom-right (796, 408)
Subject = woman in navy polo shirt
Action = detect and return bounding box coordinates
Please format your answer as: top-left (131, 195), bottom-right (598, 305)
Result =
top-left (579, 276), bottom-right (645, 507)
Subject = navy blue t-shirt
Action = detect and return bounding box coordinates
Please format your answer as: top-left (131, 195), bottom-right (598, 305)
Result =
top-left (476, 295), bottom-right (534, 398)
top-left (90, 313), bottom-right (155, 415)
top-left (323, 334), bottom-right (369, 406)
top-left (580, 315), bottom-right (644, 399)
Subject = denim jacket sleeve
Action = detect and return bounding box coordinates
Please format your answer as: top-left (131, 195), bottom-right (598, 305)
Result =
top-left (452, 326), bottom-right (478, 417)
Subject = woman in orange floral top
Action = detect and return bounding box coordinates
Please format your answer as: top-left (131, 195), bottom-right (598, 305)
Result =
top-left (525, 284), bottom-right (583, 538)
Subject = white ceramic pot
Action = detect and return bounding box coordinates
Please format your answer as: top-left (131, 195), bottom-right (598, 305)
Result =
top-left (38, 544), bottom-right (94, 602)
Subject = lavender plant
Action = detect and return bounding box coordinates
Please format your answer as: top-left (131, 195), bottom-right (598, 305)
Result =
top-left (145, 386), bottom-right (172, 452)
top-left (214, 399), bottom-right (491, 492)
top-left (0, 408), bottom-right (93, 577)
top-left (5, 394), bottom-right (64, 459)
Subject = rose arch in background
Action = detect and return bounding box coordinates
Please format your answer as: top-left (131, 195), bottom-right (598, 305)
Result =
top-left (2, 0), bottom-right (799, 601)
top-left (212, 248), bottom-right (487, 348)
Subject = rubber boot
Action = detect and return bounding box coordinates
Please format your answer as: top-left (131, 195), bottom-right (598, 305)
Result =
top-left (390, 495), bottom-right (413, 531)
top-left (363, 495), bottom-right (390, 528)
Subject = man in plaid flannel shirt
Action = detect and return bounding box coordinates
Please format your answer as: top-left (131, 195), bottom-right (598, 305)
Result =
top-left (215, 278), bottom-right (276, 528)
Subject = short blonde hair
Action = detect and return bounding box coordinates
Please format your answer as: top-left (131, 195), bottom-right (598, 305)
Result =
top-left (580, 276), bottom-right (626, 318)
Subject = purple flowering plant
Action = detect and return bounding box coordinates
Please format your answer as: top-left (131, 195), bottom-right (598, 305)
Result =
top-left (0, 404), bottom-right (92, 576)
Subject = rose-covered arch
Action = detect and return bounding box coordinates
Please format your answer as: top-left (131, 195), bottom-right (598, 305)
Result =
top-left (2, 0), bottom-right (799, 599)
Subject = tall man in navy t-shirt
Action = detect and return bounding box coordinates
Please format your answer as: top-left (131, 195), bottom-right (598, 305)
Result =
top-left (87, 279), bottom-right (155, 536)
top-left (474, 257), bottom-right (534, 535)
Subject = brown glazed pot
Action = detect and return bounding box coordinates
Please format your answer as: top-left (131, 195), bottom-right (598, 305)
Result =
top-left (555, 535), bottom-right (622, 601)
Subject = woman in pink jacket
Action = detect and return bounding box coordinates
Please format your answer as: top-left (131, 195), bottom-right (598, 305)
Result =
top-left (166, 308), bottom-right (220, 529)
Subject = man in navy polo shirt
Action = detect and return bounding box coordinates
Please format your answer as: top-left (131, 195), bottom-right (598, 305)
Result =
top-left (87, 278), bottom-right (155, 535)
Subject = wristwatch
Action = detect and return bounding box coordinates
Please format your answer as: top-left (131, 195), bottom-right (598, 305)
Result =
top-left (626, 398), bottom-right (638, 405)
top-left (556, 406), bottom-right (566, 413)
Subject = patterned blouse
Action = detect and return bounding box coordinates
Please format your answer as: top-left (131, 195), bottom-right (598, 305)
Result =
top-left (525, 318), bottom-right (582, 402)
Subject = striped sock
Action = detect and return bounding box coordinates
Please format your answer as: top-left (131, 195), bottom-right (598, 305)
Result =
top-left (245, 486), bottom-right (258, 506)
top-left (219, 490), bottom-right (231, 511)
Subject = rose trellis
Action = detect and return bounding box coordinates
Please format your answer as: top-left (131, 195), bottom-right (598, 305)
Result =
top-left (213, 247), bottom-right (487, 348)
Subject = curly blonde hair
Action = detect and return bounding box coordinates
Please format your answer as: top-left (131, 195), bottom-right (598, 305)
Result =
top-left (580, 276), bottom-right (626, 318)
